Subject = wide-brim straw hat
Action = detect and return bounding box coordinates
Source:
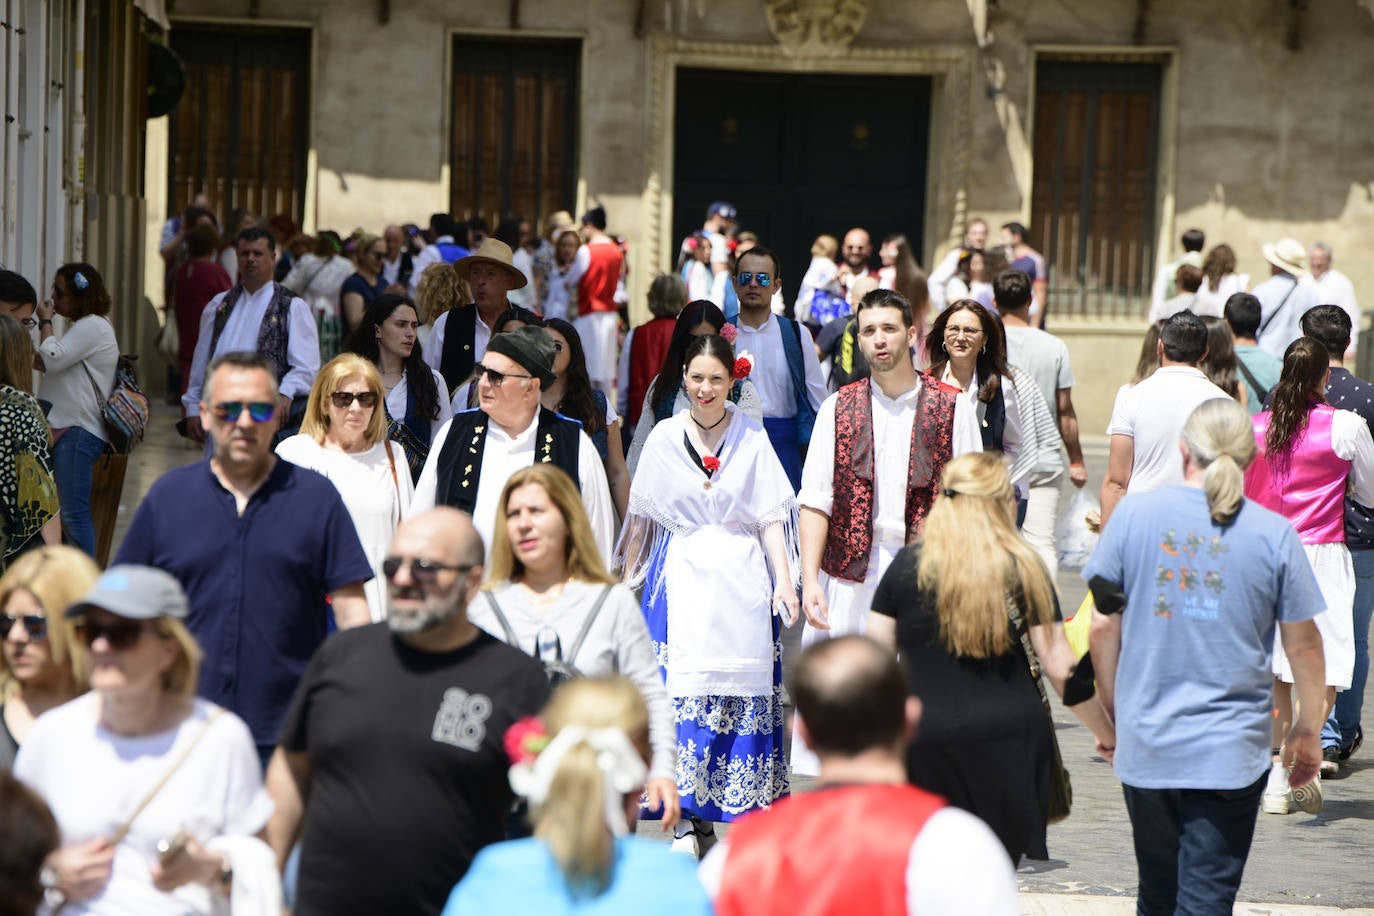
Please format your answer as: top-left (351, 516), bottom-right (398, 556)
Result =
top-left (1261, 237), bottom-right (1309, 278)
top-left (454, 238), bottom-right (528, 289)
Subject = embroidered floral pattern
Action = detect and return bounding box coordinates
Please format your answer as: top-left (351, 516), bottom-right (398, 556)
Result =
top-left (676, 739), bottom-right (790, 817)
top-left (674, 693), bottom-right (782, 737)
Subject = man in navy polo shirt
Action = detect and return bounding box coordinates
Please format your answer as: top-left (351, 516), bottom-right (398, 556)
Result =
top-left (1302, 305), bottom-right (1374, 771)
top-left (117, 351), bottom-right (372, 763)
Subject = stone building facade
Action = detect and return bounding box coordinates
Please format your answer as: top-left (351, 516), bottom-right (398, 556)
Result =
top-left (142, 0), bottom-right (1374, 427)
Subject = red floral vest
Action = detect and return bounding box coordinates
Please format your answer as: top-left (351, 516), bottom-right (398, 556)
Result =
top-left (716, 784), bottom-right (945, 916)
top-left (820, 376), bottom-right (958, 583)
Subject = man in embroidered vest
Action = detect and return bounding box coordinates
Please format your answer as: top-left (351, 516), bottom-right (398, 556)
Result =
top-left (182, 226), bottom-right (320, 448)
top-left (412, 325), bottom-right (615, 565)
top-left (793, 288), bottom-right (981, 775)
top-left (700, 635), bottom-right (1019, 916)
top-left (733, 246), bottom-right (827, 492)
top-left (423, 238), bottom-right (529, 399)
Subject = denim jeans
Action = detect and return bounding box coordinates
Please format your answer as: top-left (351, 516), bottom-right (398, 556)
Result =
top-left (51, 426), bottom-right (107, 557)
top-left (1323, 546), bottom-right (1374, 750)
top-left (1122, 774), bottom-right (1265, 916)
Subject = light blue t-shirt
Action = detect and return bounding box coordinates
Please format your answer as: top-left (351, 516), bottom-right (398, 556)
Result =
top-left (1083, 485), bottom-right (1323, 790)
top-left (443, 836), bottom-right (712, 915)
top-left (1234, 345), bottom-right (1283, 415)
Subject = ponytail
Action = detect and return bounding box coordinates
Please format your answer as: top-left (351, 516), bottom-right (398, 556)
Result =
top-left (1180, 399), bottom-right (1256, 525)
top-left (1265, 338), bottom-right (1329, 459)
top-left (536, 745), bottom-right (615, 892)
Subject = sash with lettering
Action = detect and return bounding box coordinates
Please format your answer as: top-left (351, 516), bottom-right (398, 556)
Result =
top-left (716, 784), bottom-right (945, 916)
top-left (820, 375), bottom-right (958, 583)
top-left (433, 407), bottom-right (582, 516)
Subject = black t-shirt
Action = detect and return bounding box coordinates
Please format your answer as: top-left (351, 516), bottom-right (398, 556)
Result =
top-left (816, 316), bottom-right (870, 390)
top-left (281, 624), bottom-right (549, 916)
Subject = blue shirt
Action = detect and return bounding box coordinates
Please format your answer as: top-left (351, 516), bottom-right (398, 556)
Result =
top-left (1084, 485), bottom-right (1323, 790)
top-left (443, 836), bottom-right (713, 915)
top-left (115, 459), bottom-right (372, 744)
top-left (1324, 366), bottom-right (1374, 550)
top-left (1233, 344), bottom-right (1282, 415)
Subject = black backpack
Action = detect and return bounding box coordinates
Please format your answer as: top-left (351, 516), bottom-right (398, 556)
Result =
top-left (483, 586), bottom-right (612, 686)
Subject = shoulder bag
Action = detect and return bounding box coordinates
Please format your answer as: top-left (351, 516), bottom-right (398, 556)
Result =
top-left (82, 354), bottom-right (150, 455)
top-left (1004, 588), bottom-right (1073, 823)
top-left (484, 585), bottom-right (613, 685)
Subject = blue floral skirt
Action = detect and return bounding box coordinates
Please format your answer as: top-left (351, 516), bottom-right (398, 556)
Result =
top-left (641, 535), bottom-right (790, 822)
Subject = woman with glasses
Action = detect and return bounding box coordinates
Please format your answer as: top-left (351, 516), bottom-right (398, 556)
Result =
top-left (33, 263), bottom-right (120, 559)
top-left (1, 546), bottom-right (98, 770)
top-left (625, 300), bottom-right (762, 476)
top-left (0, 316), bottom-right (61, 570)
top-left (277, 354), bottom-right (413, 620)
top-left (618, 333), bottom-right (798, 857)
top-left (339, 233), bottom-right (391, 336)
top-left (927, 300), bottom-right (1063, 511)
top-left (345, 293), bottom-right (452, 483)
top-left (471, 465), bottom-right (679, 825)
top-left (14, 565), bottom-right (274, 913)
top-left (541, 318), bottom-right (631, 520)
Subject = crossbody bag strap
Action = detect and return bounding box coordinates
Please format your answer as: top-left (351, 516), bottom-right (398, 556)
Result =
top-left (384, 440), bottom-right (401, 528)
top-left (481, 591), bottom-right (522, 649)
top-left (1004, 588), bottom-right (1053, 717)
top-left (107, 707), bottom-right (226, 846)
top-left (565, 585), bottom-right (613, 667)
top-left (1258, 279), bottom-right (1298, 337)
top-left (1234, 357), bottom-right (1269, 403)
top-left (80, 360), bottom-right (106, 412)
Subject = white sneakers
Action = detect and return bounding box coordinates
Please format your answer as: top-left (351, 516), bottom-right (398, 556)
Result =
top-left (1262, 760), bottom-right (1323, 815)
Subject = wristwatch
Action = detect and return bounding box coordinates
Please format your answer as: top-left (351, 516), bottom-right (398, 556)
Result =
top-left (40, 864), bottom-right (66, 908)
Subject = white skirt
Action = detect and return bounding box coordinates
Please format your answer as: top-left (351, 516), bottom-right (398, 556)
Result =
top-left (573, 311), bottom-right (620, 388)
top-left (1274, 542), bottom-right (1354, 689)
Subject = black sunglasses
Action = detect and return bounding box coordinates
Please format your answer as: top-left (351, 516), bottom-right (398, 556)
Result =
top-left (382, 557), bottom-right (472, 584)
top-left (213, 401), bottom-right (277, 423)
top-left (736, 271), bottom-right (772, 288)
top-left (0, 614), bottom-right (47, 641)
top-left (74, 619), bottom-right (152, 651)
top-left (330, 391), bottom-right (379, 409)
top-left (473, 364), bottom-right (533, 388)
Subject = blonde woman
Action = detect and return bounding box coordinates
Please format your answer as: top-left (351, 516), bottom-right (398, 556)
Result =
top-left (277, 354), bottom-right (412, 621)
top-left (472, 465), bottom-right (678, 826)
top-left (15, 565), bottom-right (274, 912)
top-left (442, 677), bottom-right (711, 914)
top-left (1, 546), bottom-right (98, 769)
top-left (414, 262), bottom-right (470, 352)
top-left (867, 452), bottom-right (1114, 864)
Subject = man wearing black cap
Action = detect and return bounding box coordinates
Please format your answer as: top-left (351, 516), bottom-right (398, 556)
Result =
top-left (422, 237), bottom-right (529, 398)
top-left (412, 325), bottom-right (615, 563)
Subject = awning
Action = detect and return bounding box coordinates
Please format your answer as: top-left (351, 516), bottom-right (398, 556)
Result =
top-left (132, 0), bottom-right (170, 31)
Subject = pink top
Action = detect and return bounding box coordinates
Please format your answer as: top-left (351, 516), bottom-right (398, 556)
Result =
top-left (1246, 404), bottom-right (1348, 544)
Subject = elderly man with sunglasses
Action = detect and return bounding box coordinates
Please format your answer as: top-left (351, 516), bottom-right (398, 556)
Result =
top-left (267, 507), bottom-right (548, 915)
top-left (732, 246), bottom-right (827, 491)
top-left (116, 351), bottom-right (373, 768)
top-left (412, 325), bottom-right (616, 565)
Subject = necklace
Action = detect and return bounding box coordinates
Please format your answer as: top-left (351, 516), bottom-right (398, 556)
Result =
top-left (691, 410), bottom-right (727, 430)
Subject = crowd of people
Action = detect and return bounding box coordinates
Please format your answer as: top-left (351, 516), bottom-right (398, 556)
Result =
top-left (0, 198), bottom-right (1367, 916)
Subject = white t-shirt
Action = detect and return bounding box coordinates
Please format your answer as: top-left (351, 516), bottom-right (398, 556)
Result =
top-left (1108, 365), bottom-right (1229, 494)
top-left (37, 314), bottom-right (119, 440)
top-left (276, 436), bottom-right (412, 620)
top-left (698, 805), bottom-right (1020, 916)
top-left (14, 695), bottom-right (273, 916)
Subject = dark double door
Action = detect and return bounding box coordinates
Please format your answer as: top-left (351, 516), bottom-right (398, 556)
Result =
top-left (674, 68), bottom-right (931, 305)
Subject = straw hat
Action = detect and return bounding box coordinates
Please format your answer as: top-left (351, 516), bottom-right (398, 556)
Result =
top-left (454, 238), bottom-right (528, 289)
top-left (1261, 237), bottom-right (1309, 278)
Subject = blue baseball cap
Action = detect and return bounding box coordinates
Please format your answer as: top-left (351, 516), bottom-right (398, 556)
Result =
top-left (707, 201), bottom-right (737, 221)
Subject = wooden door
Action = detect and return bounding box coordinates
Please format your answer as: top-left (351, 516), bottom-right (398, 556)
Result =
top-left (674, 69), bottom-right (930, 305)
top-left (1030, 61), bottom-right (1162, 318)
top-left (167, 27), bottom-right (311, 225)
top-left (450, 37), bottom-right (579, 234)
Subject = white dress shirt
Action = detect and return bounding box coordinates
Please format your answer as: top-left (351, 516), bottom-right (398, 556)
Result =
top-left (421, 308), bottom-right (492, 381)
top-left (800, 377), bottom-right (982, 545)
top-left (384, 367), bottom-right (453, 443)
top-left (411, 411), bottom-right (615, 566)
top-left (182, 283), bottom-right (320, 416)
top-left (735, 314), bottom-right (828, 419)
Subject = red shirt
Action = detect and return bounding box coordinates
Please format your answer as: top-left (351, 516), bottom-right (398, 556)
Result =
top-left (577, 239), bottom-right (622, 314)
top-left (172, 259), bottom-right (233, 363)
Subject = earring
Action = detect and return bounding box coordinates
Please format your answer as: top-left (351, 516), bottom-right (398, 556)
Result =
top-left (980, 344), bottom-right (987, 355)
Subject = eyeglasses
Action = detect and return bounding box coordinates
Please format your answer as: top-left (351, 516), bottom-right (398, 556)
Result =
top-left (329, 391), bottom-right (379, 409)
top-left (473, 364), bottom-right (533, 388)
top-left (735, 272), bottom-right (772, 288)
top-left (943, 325), bottom-right (984, 340)
top-left (74, 619), bottom-right (151, 650)
top-left (213, 401), bottom-right (277, 423)
top-left (381, 557), bottom-right (473, 584)
top-left (0, 614), bottom-right (46, 641)
top-left (17, 316), bottom-right (36, 329)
